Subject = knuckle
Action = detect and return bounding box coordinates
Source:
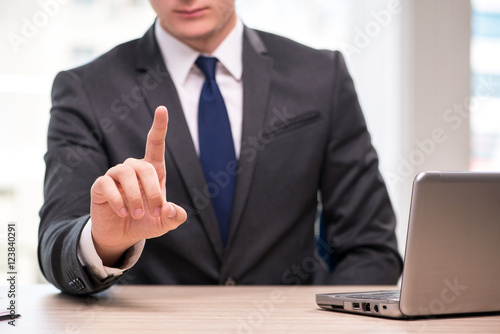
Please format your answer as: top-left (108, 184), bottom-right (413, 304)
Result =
top-left (110, 163), bottom-right (124, 171)
top-left (121, 163), bottom-right (135, 174)
top-left (107, 163), bottom-right (131, 177)
top-left (148, 192), bottom-right (163, 203)
top-left (124, 157), bottom-right (138, 165)
top-left (92, 175), bottom-right (110, 189)
top-left (137, 160), bottom-right (155, 173)
top-left (93, 175), bottom-right (105, 185)
top-left (108, 193), bottom-right (124, 206)
top-left (147, 132), bottom-right (165, 146)
top-left (112, 164), bottom-right (136, 180)
top-left (128, 194), bottom-right (143, 205)
top-left (151, 138), bottom-right (165, 146)
top-left (140, 164), bottom-right (160, 181)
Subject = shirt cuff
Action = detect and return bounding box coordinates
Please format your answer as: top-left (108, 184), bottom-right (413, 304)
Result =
top-left (77, 218), bottom-right (145, 280)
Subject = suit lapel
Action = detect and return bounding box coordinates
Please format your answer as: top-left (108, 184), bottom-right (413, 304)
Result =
top-left (225, 28), bottom-right (274, 250)
top-left (135, 26), bottom-right (224, 259)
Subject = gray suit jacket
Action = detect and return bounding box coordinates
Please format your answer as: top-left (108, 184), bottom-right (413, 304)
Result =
top-left (39, 24), bottom-right (402, 295)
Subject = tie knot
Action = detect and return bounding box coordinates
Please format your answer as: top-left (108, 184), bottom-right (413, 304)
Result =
top-left (196, 56), bottom-right (218, 80)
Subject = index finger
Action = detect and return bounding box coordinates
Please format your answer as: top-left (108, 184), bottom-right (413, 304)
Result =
top-left (144, 106), bottom-right (168, 163)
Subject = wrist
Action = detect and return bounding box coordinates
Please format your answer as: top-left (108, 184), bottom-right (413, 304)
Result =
top-left (93, 242), bottom-right (133, 267)
top-left (91, 233), bottom-right (138, 267)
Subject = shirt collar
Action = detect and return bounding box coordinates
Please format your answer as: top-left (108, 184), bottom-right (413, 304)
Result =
top-left (154, 18), bottom-right (243, 86)
top-left (210, 18), bottom-right (243, 81)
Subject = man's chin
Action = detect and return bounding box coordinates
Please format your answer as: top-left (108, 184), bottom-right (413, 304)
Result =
top-left (176, 30), bottom-right (220, 51)
top-left (176, 27), bottom-right (217, 42)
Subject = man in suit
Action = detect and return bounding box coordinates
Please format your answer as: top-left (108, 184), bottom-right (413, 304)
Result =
top-left (39, 0), bottom-right (402, 295)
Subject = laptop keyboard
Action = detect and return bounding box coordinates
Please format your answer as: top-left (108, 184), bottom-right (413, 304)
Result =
top-left (343, 290), bottom-right (400, 301)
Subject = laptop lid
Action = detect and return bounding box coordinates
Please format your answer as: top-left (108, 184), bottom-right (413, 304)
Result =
top-left (399, 171), bottom-right (500, 316)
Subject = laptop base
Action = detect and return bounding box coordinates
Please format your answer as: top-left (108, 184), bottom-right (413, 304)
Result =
top-left (317, 291), bottom-right (404, 318)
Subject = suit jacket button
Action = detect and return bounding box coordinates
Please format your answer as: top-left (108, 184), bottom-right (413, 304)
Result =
top-left (225, 277), bottom-right (236, 286)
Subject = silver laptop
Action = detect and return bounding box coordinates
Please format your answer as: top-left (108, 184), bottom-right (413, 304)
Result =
top-left (316, 171), bottom-right (500, 318)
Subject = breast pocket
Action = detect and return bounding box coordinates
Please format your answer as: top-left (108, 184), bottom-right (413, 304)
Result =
top-left (265, 110), bottom-right (322, 140)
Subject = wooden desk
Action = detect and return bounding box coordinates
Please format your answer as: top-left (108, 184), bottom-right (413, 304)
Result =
top-left (2, 284), bottom-right (500, 333)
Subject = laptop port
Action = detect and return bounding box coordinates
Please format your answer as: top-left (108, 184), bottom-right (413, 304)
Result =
top-left (362, 302), bottom-right (371, 312)
top-left (373, 304), bottom-right (379, 313)
top-left (352, 302), bottom-right (360, 310)
top-left (331, 304), bottom-right (344, 310)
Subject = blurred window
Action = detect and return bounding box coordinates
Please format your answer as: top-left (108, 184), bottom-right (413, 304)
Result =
top-left (470, 0), bottom-right (500, 170)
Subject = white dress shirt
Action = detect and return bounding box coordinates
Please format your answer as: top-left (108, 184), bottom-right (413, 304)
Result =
top-left (77, 19), bottom-right (245, 279)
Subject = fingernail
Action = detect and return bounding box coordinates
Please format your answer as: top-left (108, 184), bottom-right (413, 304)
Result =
top-left (120, 207), bottom-right (128, 216)
top-left (167, 203), bottom-right (176, 218)
top-left (153, 207), bottom-right (161, 217)
top-left (134, 209), bottom-right (143, 218)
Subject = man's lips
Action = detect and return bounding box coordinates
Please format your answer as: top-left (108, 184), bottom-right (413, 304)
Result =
top-left (175, 7), bottom-right (208, 19)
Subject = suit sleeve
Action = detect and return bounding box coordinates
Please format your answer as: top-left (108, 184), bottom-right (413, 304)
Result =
top-left (38, 71), bottom-right (126, 295)
top-left (320, 52), bottom-right (403, 284)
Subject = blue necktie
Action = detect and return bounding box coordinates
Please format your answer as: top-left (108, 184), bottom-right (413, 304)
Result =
top-left (196, 56), bottom-right (237, 246)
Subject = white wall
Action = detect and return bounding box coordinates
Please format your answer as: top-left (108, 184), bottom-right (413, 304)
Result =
top-left (395, 0), bottom-right (471, 255)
